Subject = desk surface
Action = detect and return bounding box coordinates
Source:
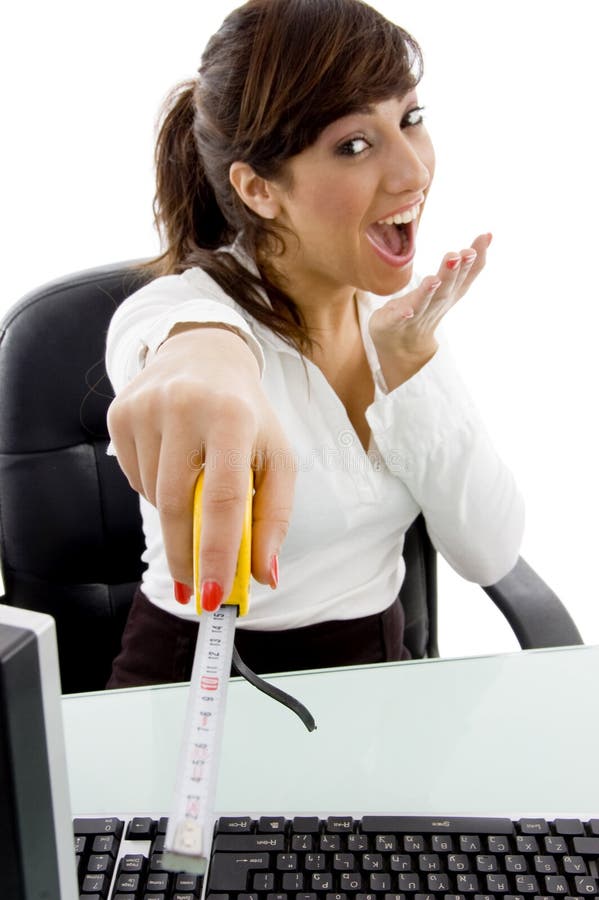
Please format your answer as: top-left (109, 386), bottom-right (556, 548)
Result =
top-left (63, 645), bottom-right (599, 819)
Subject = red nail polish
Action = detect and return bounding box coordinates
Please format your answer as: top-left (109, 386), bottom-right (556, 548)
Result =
top-left (446, 257), bottom-right (461, 270)
top-left (201, 580), bottom-right (224, 612)
top-left (269, 554), bottom-right (279, 589)
top-left (174, 581), bottom-right (192, 605)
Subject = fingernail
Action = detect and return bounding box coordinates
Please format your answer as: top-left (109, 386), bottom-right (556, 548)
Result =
top-left (428, 279), bottom-right (442, 293)
top-left (446, 257), bottom-right (461, 271)
top-left (269, 554), bottom-right (279, 590)
top-left (486, 232), bottom-right (493, 247)
top-left (174, 580), bottom-right (192, 604)
top-left (201, 580), bottom-right (224, 612)
top-left (462, 252), bottom-right (477, 265)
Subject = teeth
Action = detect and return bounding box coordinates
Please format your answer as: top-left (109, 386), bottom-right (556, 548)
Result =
top-left (377, 204), bottom-right (420, 226)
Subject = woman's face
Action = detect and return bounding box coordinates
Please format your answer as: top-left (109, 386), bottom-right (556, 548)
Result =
top-left (268, 92), bottom-right (435, 300)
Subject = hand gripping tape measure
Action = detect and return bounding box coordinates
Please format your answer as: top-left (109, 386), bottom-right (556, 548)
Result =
top-left (163, 471), bottom-right (316, 875)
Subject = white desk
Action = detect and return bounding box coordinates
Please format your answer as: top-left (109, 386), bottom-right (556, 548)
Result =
top-left (63, 645), bottom-right (599, 820)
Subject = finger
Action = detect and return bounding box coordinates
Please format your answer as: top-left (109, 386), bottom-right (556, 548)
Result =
top-left (430, 251), bottom-right (464, 301)
top-left (378, 275), bottom-right (442, 323)
top-left (106, 401), bottom-right (147, 497)
top-left (192, 403), bottom-right (257, 610)
top-left (133, 428), bottom-right (163, 506)
top-left (453, 247), bottom-right (478, 295)
top-left (251, 433), bottom-right (297, 587)
top-left (456, 233), bottom-right (492, 296)
top-left (155, 433), bottom-right (200, 590)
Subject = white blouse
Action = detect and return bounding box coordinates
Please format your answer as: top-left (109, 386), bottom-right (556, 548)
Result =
top-left (106, 256), bottom-right (524, 631)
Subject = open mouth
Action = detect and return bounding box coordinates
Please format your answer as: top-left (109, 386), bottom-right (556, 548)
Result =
top-left (365, 204), bottom-right (420, 268)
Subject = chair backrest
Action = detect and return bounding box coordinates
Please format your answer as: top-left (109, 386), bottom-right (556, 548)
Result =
top-left (0, 262), bottom-right (438, 693)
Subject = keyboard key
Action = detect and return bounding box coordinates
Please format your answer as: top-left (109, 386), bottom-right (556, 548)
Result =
top-left (293, 817), bottom-right (321, 833)
top-left (217, 816), bottom-right (254, 833)
top-left (545, 875), bottom-right (570, 893)
top-left (277, 853), bottom-right (299, 871)
top-left (114, 872), bottom-right (141, 893)
top-left (513, 874), bottom-right (538, 892)
top-left (563, 854), bottom-right (587, 874)
top-left (282, 872), bottom-right (304, 891)
top-left (554, 819), bottom-right (585, 835)
top-left (361, 817), bottom-right (514, 835)
top-left (460, 836), bottom-right (482, 853)
top-left (488, 836), bottom-right (511, 854)
top-left (86, 853), bottom-right (113, 874)
top-left (574, 837), bottom-right (599, 855)
top-left (120, 853), bottom-right (146, 873)
top-left (505, 855), bottom-right (528, 873)
top-left (397, 873), bottom-right (421, 891)
top-left (126, 816), bottom-right (156, 839)
top-left (311, 872), bottom-right (334, 891)
top-left (533, 854), bottom-right (558, 874)
top-left (375, 835), bottom-right (397, 852)
top-left (321, 835), bottom-right (342, 851)
top-left (208, 852), bottom-right (270, 891)
top-left (403, 835), bottom-right (426, 852)
top-left (174, 873), bottom-right (201, 892)
top-left (258, 816), bottom-right (287, 833)
top-left (146, 872), bottom-right (170, 891)
top-left (213, 834), bottom-right (285, 852)
top-left (486, 873), bottom-right (509, 892)
top-left (82, 873), bottom-right (108, 893)
top-left (74, 816), bottom-right (124, 836)
top-left (545, 836), bottom-right (568, 854)
top-left (339, 872), bottom-right (363, 891)
top-left (518, 819), bottom-right (550, 835)
top-left (370, 873), bottom-right (391, 891)
top-left (432, 834), bottom-right (454, 852)
top-left (92, 834), bottom-right (119, 856)
top-left (348, 835), bottom-right (368, 852)
top-left (327, 817), bottom-right (354, 833)
top-left (292, 834), bottom-right (314, 851)
top-left (575, 876), bottom-right (599, 894)
top-left (516, 835), bottom-right (540, 854)
top-left (362, 854), bottom-right (384, 871)
top-left (253, 873), bottom-right (275, 891)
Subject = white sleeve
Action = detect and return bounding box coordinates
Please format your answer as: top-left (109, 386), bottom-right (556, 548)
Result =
top-left (105, 271), bottom-right (265, 395)
top-left (365, 341), bottom-right (525, 586)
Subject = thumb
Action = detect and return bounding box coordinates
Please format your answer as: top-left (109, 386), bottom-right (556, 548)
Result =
top-left (251, 442), bottom-right (296, 588)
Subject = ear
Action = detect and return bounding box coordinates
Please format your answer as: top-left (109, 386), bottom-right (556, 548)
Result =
top-left (229, 161), bottom-right (282, 220)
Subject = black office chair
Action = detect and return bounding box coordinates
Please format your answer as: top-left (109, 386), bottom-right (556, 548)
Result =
top-left (0, 262), bottom-right (584, 693)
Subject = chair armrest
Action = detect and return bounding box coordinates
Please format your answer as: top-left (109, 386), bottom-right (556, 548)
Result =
top-left (482, 556), bottom-right (583, 649)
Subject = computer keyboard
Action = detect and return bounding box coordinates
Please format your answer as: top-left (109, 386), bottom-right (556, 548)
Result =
top-left (74, 813), bottom-right (599, 899)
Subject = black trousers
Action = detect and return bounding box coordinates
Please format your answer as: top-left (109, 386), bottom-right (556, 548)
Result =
top-left (107, 586), bottom-right (409, 689)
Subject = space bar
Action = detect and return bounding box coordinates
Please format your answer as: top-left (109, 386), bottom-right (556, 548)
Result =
top-left (361, 815), bottom-right (514, 834)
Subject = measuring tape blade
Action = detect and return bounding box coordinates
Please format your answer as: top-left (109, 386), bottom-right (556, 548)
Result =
top-left (163, 604), bottom-right (237, 873)
top-left (163, 470), bottom-right (253, 874)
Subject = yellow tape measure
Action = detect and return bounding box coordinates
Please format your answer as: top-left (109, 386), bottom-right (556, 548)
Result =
top-left (163, 470), bottom-right (253, 873)
top-left (164, 468), bottom-right (315, 875)
top-left (192, 469), bottom-right (253, 617)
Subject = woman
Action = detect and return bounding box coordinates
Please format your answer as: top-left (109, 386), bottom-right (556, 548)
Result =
top-left (106, 0), bottom-right (524, 687)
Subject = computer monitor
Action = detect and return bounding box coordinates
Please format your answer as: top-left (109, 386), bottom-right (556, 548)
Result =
top-left (0, 604), bottom-right (78, 900)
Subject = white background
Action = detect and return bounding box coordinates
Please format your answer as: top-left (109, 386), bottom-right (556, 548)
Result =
top-left (2, 1), bottom-right (597, 656)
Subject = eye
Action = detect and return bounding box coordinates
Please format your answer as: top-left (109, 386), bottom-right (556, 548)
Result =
top-left (336, 136), bottom-right (371, 157)
top-left (402, 106), bottom-right (425, 128)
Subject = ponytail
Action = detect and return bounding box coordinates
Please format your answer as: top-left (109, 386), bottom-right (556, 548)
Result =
top-left (150, 81), bottom-right (232, 276)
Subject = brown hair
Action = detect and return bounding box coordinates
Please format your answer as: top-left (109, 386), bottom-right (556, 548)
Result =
top-left (147, 0), bottom-right (422, 352)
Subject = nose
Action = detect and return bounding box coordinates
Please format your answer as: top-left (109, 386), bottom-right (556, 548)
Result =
top-left (382, 131), bottom-right (432, 197)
